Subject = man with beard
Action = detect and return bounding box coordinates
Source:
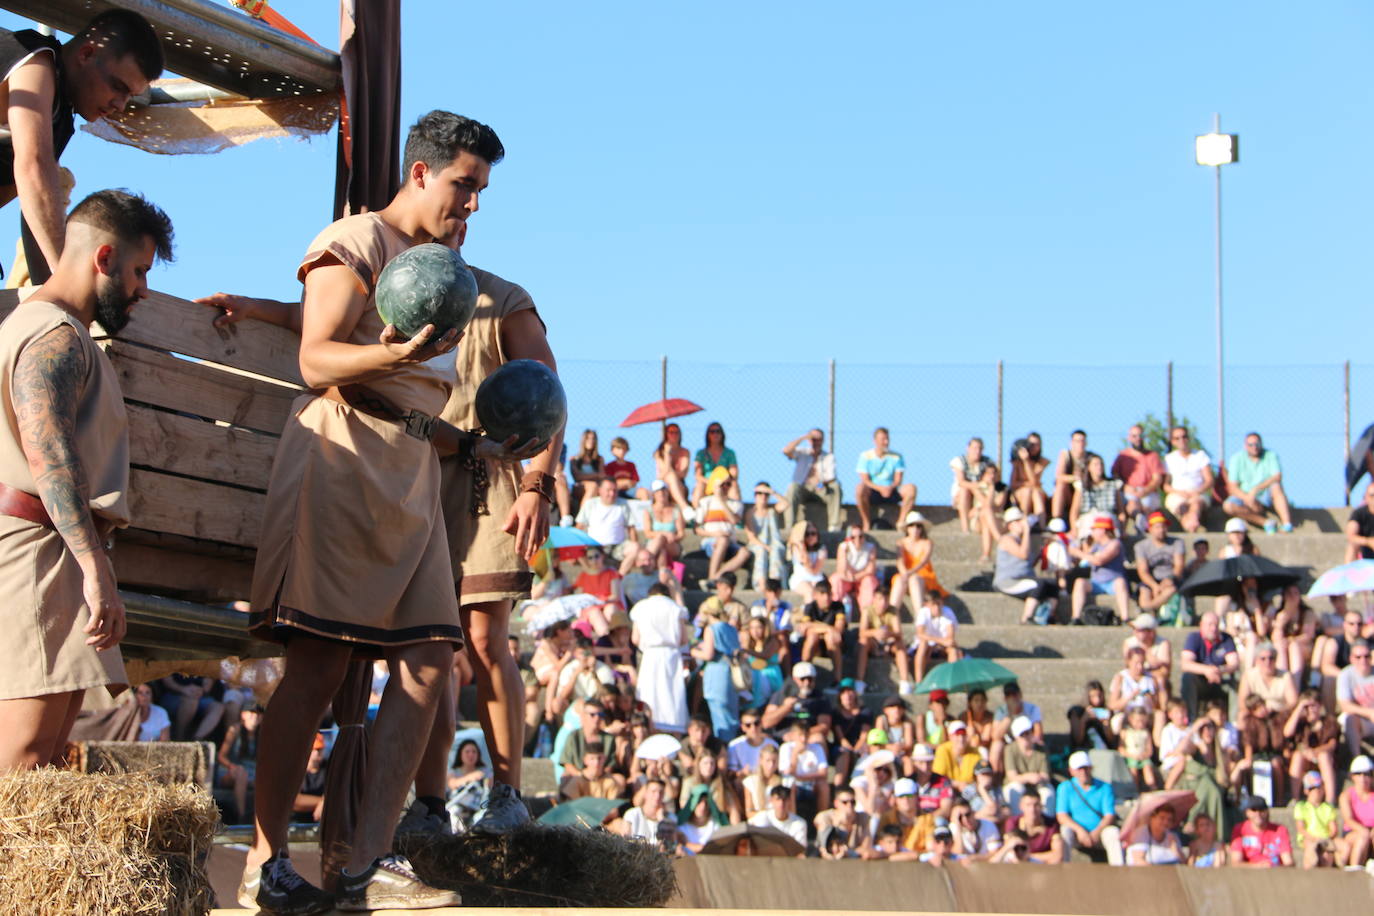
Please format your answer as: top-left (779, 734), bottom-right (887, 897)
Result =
top-left (0, 189), bottom-right (172, 770)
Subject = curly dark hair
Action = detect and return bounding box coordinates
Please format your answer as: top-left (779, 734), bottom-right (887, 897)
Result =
top-left (402, 110), bottom-right (505, 177)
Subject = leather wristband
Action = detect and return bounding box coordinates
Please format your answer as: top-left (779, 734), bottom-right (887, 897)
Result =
top-left (520, 470), bottom-right (556, 505)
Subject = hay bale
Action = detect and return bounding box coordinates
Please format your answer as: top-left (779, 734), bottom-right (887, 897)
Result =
top-left (0, 768), bottom-right (217, 915)
top-left (398, 823), bottom-right (677, 908)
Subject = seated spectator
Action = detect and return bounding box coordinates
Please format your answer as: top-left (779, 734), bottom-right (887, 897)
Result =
top-left (1236, 693), bottom-right (1288, 804)
top-left (551, 639), bottom-right (616, 728)
top-left (699, 478), bottom-right (749, 583)
top-left (918, 689), bottom-right (953, 747)
top-left (1117, 705), bottom-right (1159, 792)
top-left (912, 592), bottom-right (961, 686)
top-left (1056, 751), bottom-right (1122, 864)
top-left (692, 422), bottom-right (739, 508)
top-left (1126, 804), bottom-right (1186, 866)
top-left (795, 581), bottom-right (848, 679)
top-left (1284, 689), bottom-right (1338, 803)
top-left (1067, 680), bottom-right (1115, 751)
top-left (1109, 647), bottom-right (1163, 735)
top-left (623, 778), bottom-right (672, 846)
top-left (891, 512), bottom-right (945, 614)
top-left (294, 733), bottom-right (328, 822)
top-left (697, 572), bottom-right (748, 630)
top-left (933, 721), bottom-right (980, 791)
top-left (785, 521), bottom-right (828, 603)
top-left (157, 674), bottom-right (224, 741)
top-left (134, 683), bottom-right (171, 742)
top-left (779, 720), bottom-right (829, 819)
top-left (971, 463), bottom-right (1009, 563)
top-left (1002, 715), bottom-right (1052, 810)
top-left (690, 605), bottom-right (742, 741)
top-left (561, 747), bottom-right (626, 800)
top-left (1340, 755), bottom-right (1374, 867)
top-left (1293, 770), bottom-right (1341, 869)
top-left (751, 578), bottom-right (794, 645)
top-left (961, 688), bottom-right (996, 756)
top-left (620, 550), bottom-right (661, 609)
top-left (831, 524), bottom-right (880, 613)
top-left (1134, 514), bottom-right (1186, 616)
top-left (1123, 613), bottom-right (1174, 698)
top-left (1271, 584), bottom-right (1319, 685)
top-left (992, 507), bottom-right (1058, 625)
top-left (1238, 641), bottom-right (1298, 721)
top-left (919, 822), bottom-right (960, 864)
top-left (740, 612), bottom-right (786, 703)
top-left (950, 437), bottom-right (994, 533)
top-left (1113, 424), bottom-right (1165, 531)
top-left (818, 824), bottom-right (857, 859)
top-left (909, 743), bottom-right (955, 820)
top-left (782, 427), bottom-right (843, 534)
top-left (816, 788), bottom-right (874, 856)
top-left (1188, 813), bottom-right (1229, 867)
top-left (1163, 717), bottom-right (1230, 832)
top-left (740, 743), bottom-right (785, 820)
top-left (604, 436), bottom-right (640, 496)
top-left (1008, 433), bottom-right (1049, 521)
top-left (576, 480), bottom-right (641, 577)
top-left (1346, 482), bottom-right (1374, 564)
top-left (557, 696), bottom-right (621, 783)
top-left (1157, 698), bottom-right (1192, 776)
top-left (1003, 787), bottom-right (1064, 863)
top-left (963, 761), bottom-right (1005, 822)
top-left (640, 481), bottom-right (686, 572)
top-left (1337, 638), bottom-right (1374, 757)
top-left (853, 749), bottom-right (898, 827)
top-left (726, 709), bottom-right (778, 781)
top-left (761, 661), bottom-right (832, 734)
top-left (856, 592), bottom-right (909, 696)
top-left (1071, 452), bottom-right (1124, 532)
top-left (991, 682), bottom-right (1043, 771)
top-left (448, 737), bottom-right (491, 801)
top-left (569, 429), bottom-right (605, 513)
top-left (1051, 430), bottom-right (1090, 523)
top-left (653, 423), bottom-right (694, 521)
top-left (875, 696), bottom-right (918, 764)
top-left (1229, 796), bottom-right (1293, 867)
top-left (216, 704), bottom-right (259, 825)
top-left (748, 784), bottom-right (808, 850)
top-left (1068, 517), bottom-right (1130, 625)
top-left (1180, 612), bottom-right (1240, 719)
top-left (879, 776), bottom-right (921, 838)
top-left (1163, 427), bottom-right (1213, 533)
top-left (1318, 608), bottom-right (1366, 691)
top-left (741, 482), bottom-right (788, 591)
top-left (1224, 432), bottom-right (1294, 534)
top-left (676, 783), bottom-right (727, 854)
top-left (949, 797), bottom-right (1000, 860)
top-left (678, 746), bottom-right (741, 824)
top-left (828, 680), bottom-right (872, 786)
top-left (872, 822), bottom-right (921, 861)
top-left (854, 426), bottom-right (916, 532)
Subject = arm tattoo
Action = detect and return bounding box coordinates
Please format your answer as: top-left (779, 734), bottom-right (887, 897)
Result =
top-left (12, 324), bottom-right (102, 560)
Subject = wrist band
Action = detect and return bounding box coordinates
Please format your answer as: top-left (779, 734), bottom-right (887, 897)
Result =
top-left (521, 470), bottom-right (556, 505)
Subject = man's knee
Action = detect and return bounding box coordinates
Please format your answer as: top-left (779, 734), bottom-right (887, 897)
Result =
top-left (900, 483), bottom-right (916, 499)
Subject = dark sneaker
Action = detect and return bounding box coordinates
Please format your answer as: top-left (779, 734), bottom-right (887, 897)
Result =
top-left (337, 854), bottom-right (461, 911)
top-left (394, 798), bottom-right (453, 842)
top-left (250, 855), bottom-right (335, 916)
top-left (470, 782), bottom-right (530, 835)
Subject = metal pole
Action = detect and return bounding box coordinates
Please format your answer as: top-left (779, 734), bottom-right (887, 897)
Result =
top-left (1213, 112), bottom-right (1226, 466)
top-left (1167, 361), bottom-right (1174, 433)
top-left (996, 360), bottom-right (1004, 476)
top-left (1345, 360), bottom-right (1353, 506)
top-left (660, 354), bottom-right (668, 436)
top-left (828, 359), bottom-right (836, 451)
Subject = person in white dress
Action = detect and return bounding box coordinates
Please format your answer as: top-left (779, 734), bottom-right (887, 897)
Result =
top-left (630, 584), bottom-right (690, 734)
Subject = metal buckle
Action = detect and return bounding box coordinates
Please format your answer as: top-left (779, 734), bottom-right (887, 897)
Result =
top-left (403, 410), bottom-right (436, 441)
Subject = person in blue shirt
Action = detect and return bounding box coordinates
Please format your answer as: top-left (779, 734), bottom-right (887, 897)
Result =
top-left (1055, 751), bottom-right (1123, 864)
top-left (1223, 432), bottom-right (1294, 534)
top-left (854, 427), bottom-right (916, 532)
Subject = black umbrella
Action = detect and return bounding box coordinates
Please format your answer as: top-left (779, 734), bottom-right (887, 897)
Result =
top-left (1180, 555), bottom-right (1301, 598)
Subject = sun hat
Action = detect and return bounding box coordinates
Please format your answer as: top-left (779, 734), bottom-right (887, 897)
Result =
top-left (904, 511), bottom-right (927, 527)
top-left (912, 743), bottom-right (936, 762)
top-left (651, 479), bottom-right (667, 492)
top-left (792, 661), bottom-right (817, 679)
top-left (1068, 750), bottom-right (1092, 771)
top-left (1011, 715), bottom-right (1034, 738)
top-left (1132, 613), bottom-right (1158, 630)
top-left (1352, 755), bottom-right (1374, 775)
top-left (1148, 511), bottom-right (1168, 528)
top-left (894, 778), bottom-right (917, 797)
top-left (1225, 517), bottom-right (1247, 534)
top-left (1003, 507), bottom-right (1024, 523)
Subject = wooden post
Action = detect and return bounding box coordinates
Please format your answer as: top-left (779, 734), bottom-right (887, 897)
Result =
top-left (828, 359), bottom-right (836, 452)
top-left (996, 360), bottom-right (1004, 474)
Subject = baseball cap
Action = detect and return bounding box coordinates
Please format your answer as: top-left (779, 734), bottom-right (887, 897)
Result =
top-left (929, 689), bottom-right (950, 703)
top-left (974, 761), bottom-right (993, 775)
top-left (904, 511), bottom-right (927, 527)
top-left (651, 479), bottom-right (667, 492)
top-left (1068, 750), bottom-right (1092, 771)
top-left (866, 727), bottom-right (890, 747)
top-left (1352, 755), bottom-right (1374, 775)
top-left (1244, 795), bottom-right (1269, 812)
top-left (1010, 715), bottom-right (1034, 738)
top-left (793, 661), bottom-right (817, 680)
top-left (1148, 511), bottom-right (1168, 528)
top-left (932, 824), bottom-right (954, 841)
top-left (1302, 771), bottom-right (1324, 790)
top-left (946, 720), bottom-right (967, 734)
top-left (837, 677), bottom-right (857, 691)
top-left (1048, 517), bottom-right (1068, 533)
top-left (1003, 507), bottom-right (1025, 523)
top-left (1132, 613), bottom-right (1158, 630)
top-left (912, 743), bottom-right (936, 762)
top-left (1091, 516), bottom-right (1115, 532)
top-left (1225, 517), bottom-right (1248, 534)
top-left (882, 694), bottom-right (905, 709)
top-left (894, 777), bottom-right (917, 797)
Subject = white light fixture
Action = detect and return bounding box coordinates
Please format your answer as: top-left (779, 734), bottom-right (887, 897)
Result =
top-left (1195, 132), bottom-right (1238, 167)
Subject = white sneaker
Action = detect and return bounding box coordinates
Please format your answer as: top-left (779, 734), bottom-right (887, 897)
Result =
top-left (470, 782), bottom-right (530, 835)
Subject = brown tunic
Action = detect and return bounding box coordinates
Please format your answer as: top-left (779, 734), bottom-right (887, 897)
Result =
top-left (0, 300), bottom-right (128, 700)
top-left (432, 266), bottom-right (545, 605)
top-left (249, 213), bottom-right (461, 651)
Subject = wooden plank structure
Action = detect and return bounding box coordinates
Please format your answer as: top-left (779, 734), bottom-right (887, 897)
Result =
top-left (0, 288), bottom-right (302, 661)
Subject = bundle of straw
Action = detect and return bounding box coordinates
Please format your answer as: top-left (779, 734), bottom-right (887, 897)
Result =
top-left (0, 768), bottom-right (217, 915)
top-left (398, 823), bottom-right (678, 908)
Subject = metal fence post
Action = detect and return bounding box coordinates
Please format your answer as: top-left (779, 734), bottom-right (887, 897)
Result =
top-left (828, 359), bottom-right (836, 451)
top-left (996, 360), bottom-right (1004, 474)
top-left (660, 355), bottom-right (668, 436)
top-left (1345, 360), bottom-right (1352, 506)
top-left (1166, 361), bottom-right (1174, 433)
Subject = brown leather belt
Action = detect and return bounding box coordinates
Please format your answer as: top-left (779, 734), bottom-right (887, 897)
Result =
top-left (0, 481), bottom-right (51, 527)
top-left (323, 384), bottom-right (437, 441)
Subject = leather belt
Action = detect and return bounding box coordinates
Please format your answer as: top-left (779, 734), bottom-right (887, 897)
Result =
top-left (323, 384), bottom-right (437, 441)
top-left (0, 481), bottom-right (116, 543)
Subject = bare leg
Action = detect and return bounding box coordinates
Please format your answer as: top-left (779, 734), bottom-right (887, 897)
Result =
top-left (1113, 579), bottom-right (1131, 622)
top-left (954, 487), bottom-right (972, 532)
top-left (898, 484), bottom-right (916, 525)
top-left (857, 639), bottom-right (872, 682)
top-left (1271, 484), bottom-right (1293, 528)
top-left (192, 700), bottom-right (226, 741)
top-left (553, 470), bottom-right (572, 523)
top-left (913, 641), bottom-right (930, 683)
top-left (413, 666), bottom-right (455, 801)
top-left (461, 601), bottom-right (524, 788)
top-left (855, 482), bottom-right (873, 531)
top-left (893, 647), bottom-right (912, 685)
top-left (0, 691), bottom-right (86, 771)
top-left (1071, 580), bottom-right (1087, 622)
top-left (172, 693), bottom-right (199, 739)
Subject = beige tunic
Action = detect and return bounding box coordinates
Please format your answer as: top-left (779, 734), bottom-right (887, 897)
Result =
top-left (0, 301), bottom-right (129, 700)
top-left (249, 213), bottom-right (460, 651)
top-left (433, 267), bottom-right (545, 605)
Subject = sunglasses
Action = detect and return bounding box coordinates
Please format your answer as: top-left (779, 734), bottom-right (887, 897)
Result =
top-left (741, 721), bottom-right (761, 729)
top-left (586, 711), bottom-right (604, 719)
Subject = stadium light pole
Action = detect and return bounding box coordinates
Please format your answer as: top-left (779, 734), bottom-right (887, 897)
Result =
top-left (1195, 114), bottom-right (1237, 462)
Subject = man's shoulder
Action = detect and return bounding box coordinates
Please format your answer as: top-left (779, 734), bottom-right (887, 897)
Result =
top-left (468, 265), bottom-right (535, 310)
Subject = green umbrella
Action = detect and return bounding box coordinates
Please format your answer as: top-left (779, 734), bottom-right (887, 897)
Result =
top-left (536, 796), bottom-right (625, 828)
top-left (914, 658), bottom-right (1017, 695)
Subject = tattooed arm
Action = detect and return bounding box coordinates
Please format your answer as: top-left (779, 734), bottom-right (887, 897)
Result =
top-left (12, 324), bottom-right (125, 649)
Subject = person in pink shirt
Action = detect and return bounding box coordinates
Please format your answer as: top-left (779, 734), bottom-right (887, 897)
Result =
top-left (1112, 425), bottom-right (1165, 533)
top-left (1229, 797), bottom-right (1293, 867)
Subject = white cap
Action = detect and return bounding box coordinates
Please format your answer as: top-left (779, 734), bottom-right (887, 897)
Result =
top-left (1352, 755), bottom-right (1374, 775)
top-left (912, 743), bottom-right (936, 761)
top-left (1003, 507), bottom-right (1025, 523)
top-left (1048, 518), bottom-right (1068, 533)
top-left (946, 720), bottom-right (967, 734)
top-left (651, 479), bottom-right (667, 492)
top-left (1225, 517), bottom-right (1247, 534)
top-left (792, 661), bottom-right (818, 680)
top-left (1011, 715), bottom-right (1034, 738)
top-left (1132, 613), bottom-right (1158, 630)
top-left (894, 778), bottom-right (917, 797)
top-left (904, 511), bottom-right (927, 527)
top-left (1068, 750), bottom-right (1092, 771)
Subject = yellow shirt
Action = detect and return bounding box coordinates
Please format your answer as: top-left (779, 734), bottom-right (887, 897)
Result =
top-left (933, 742), bottom-right (980, 784)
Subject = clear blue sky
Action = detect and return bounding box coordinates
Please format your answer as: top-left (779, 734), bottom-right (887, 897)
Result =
top-left (2, 2), bottom-right (1370, 505)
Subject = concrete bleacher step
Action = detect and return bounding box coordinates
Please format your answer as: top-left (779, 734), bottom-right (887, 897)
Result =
top-left (959, 623), bottom-right (1197, 660)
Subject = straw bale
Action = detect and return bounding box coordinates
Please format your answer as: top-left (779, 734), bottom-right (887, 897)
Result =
top-left (397, 823), bottom-right (677, 908)
top-left (0, 768), bottom-right (217, 915)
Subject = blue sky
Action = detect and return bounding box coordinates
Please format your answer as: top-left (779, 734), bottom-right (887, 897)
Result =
top-left (3, 2), bottom-right (1370, 505)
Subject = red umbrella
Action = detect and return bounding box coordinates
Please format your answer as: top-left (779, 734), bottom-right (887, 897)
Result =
top-left (620, 398), bottom-right (704, 428)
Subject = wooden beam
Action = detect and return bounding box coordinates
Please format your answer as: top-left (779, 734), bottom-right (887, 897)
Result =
top-left (127, 403), bottom-right (277, 492)
top-left (128, 468), bottom-right (263, 549)
top-left (106, 340), bottom-right (299, 435)
top-left (112, 537), bottom-right (253, 602)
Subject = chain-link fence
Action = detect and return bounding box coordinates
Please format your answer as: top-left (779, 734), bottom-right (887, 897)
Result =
top-left (558, 359), bottom-right (1371, 510)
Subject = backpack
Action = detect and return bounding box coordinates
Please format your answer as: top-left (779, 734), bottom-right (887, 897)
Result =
top-left (1083, 605), bottom-right (1120, 627)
